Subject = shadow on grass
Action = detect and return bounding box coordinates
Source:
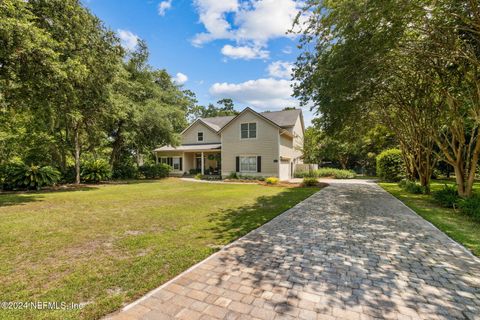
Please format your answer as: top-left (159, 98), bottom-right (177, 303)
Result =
top-left (208, 186), bottom-right (321, 243)
top-left (0, 185), bottom-right (98, 207)
top-left (0, 193), bottom-right (45, 207)
top-left (199, 182), bottom-right (480, 318)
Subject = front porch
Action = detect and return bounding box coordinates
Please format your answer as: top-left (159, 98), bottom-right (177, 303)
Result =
top-left (183, 151), bottom-right (221, 176)
top-left (154, 144), bottom-right (222, 176)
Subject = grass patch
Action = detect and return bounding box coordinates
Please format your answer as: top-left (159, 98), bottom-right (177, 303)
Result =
top-left (379, 179), bottom-right (480, 257)
top-left (0, 178), bottom-right (320, 320)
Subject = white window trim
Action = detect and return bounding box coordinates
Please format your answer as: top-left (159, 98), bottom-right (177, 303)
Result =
top-left (239, 155), bottom-right (257, 173)
top-left (197, 131), bottom-right (204, 142)
top-left (240, 122), bottom-right (257, 140)
top-left (160, 156), bottom-right (182, 171)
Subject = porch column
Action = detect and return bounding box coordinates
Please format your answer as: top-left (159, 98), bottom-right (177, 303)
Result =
top-left (201, 152), bottom-right (204, 175)
top-left (155, 152), bottom-right (158, 164)
top-left (182, 153), bottom-right (185, 174)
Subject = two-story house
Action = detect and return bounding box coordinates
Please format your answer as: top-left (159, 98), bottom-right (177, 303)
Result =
top-left (153, 107), bottom-right (304, 180)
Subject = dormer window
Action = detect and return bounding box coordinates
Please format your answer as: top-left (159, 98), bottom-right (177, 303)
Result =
top-left (241, 123), bottom-right (256, 139)
top-left (197, 131), bottom-right (204, 142)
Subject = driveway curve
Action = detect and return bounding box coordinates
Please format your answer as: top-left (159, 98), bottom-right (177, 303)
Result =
top-left (107, 181), bottom-right (480, 320)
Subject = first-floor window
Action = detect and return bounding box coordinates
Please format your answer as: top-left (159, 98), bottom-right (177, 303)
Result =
top-left (172, 157), bottom-right (180, 170)
top-left (240, 156), bottom-right (257, 172)
top-left (159, 157), bottom-right (181, 170)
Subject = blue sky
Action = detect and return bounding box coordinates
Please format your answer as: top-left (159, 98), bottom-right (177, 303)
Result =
top-left (83, 0), bottom-right (314, 125)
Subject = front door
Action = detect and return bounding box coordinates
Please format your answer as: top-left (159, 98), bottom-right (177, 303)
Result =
top-left (195, 156), bottom-right (202, 171)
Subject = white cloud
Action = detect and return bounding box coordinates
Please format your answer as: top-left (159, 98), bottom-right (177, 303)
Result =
top-left (209, 78), bottom-right (296, 110)
top-left (158, 0), bottom-right (173, 16)
top-left (192, 0), bottom-right (239, 47)
top-left (192, 0), bottom-right (307, 59)
top-left (234, 0), bottom-right (300, 44)
top-left (117, 29), bottom-right (139, 51)
top-left (221, 44), bottom-right (269, 60)
top-left (267, 61), bottom-right (293, 79)
top-left (172, 72), bottom-right (188, 85)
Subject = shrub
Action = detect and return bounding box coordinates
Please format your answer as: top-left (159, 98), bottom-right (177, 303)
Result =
top-left (61, 166), bottom-right (76, 184)
top-left (432, 184), bottom-right (460, 208)
top-left (376, 149), bottom-right (404, 182)
top-left (302, 177), bottom-right (318, 186)
top-left (398, 179), bottom-right (424, 194)
top-left (194, 173), bottom-right (203, 180)
top-left (459, 195), bottom-right (480, 219)
top-left (81, 159), bottom-right (112, 183)
top-left (112, 161), bottom-right (138, 180)
top-left (265, 177), bottom-right (279, 185)
top-left (237, 175), bottom-right (258, 180)
top-left (227, 172), bottom-right (238, 179)
top-left (315, 168), bottom-right (356, 179)
top-left (0, 161), bottom-right (25, 190)
top-left (189, 168), bottom-right (201, 175)
top-left (8, 164), bottom-right (61, 190)
top-left (139, 163), bottom-right (171, 179)
top-left (294, 171), bottom-right (317, 178)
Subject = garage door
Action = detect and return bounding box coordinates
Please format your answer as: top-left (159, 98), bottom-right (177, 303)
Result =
top-left (279, 161), bottom-right (290, 180)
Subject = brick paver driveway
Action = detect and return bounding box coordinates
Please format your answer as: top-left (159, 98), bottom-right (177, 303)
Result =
top-left (107, 180), bottom-right (480, 320)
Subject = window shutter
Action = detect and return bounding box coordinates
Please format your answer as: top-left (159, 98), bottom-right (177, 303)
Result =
top-left (236, 156), bottom-right (240, 172)
top-left (179, 158), bottom-right (183, 171)
top-left (257, 156), bottom-right (261, 172)
top-left (168, 157), bottom-right (172, 166)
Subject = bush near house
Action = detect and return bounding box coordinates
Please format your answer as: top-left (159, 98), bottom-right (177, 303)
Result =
top-left (376, 148), bottom-right (404, 182)
top-left (295, 168), bottom-right (356, 179)
top-left (138, 163), bottom-right (171, 179)
top-left (227, 172), bottom-right (238, 179)
top-left (316, 168), bottom-right (356, 179)
top-left (265, 177), bottom-right (279, 185)
top-left (302, 177), bottom-right (318, 186)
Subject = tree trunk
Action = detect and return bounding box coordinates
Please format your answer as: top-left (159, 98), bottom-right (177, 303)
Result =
top-left (339, 157), bottom-right (348, 170)
top-left (110, 120), bottom-right (124, 166)
top-left (74, 124), bottom-right (81, 185)
top-left (453, 162), bottom-right (466, 197)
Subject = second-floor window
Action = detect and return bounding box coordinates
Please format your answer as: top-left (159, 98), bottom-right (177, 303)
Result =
top-left (197, 131), bottom-right (204, 142)
top-left (241, 123), bottom-right (256, 139)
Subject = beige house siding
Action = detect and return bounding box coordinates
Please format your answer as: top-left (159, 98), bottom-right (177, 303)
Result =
top-left (280, 118), bottom-right (303, 160)
top-left (182, 121), bottom-right (220, 144)
top-left (279, 135), bottom-right (294, 159)
top-left (221, 110), bottom-right (279, 177)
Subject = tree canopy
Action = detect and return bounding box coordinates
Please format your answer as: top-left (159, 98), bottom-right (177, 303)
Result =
top-left (0, 0), bottom-right (199, 183)
top-left (293, 0), bottom-right (480, 196)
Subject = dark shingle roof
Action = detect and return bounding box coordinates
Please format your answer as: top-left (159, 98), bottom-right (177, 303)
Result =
top-left (200, 115), bottom-right (236, 131)
top-left (260, 109), bottom-right (301, 127)
top-left (199, 109), bottom-right (301, 132)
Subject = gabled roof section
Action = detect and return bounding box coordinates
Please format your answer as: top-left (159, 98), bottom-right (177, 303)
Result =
top-left (181, 118), bottom-right (219, 135)
top-left (217, 107), bottom-right (284, 133)
top-left (200, 115), bottom-right (235, 131)
top-left (180, 108), bottom-right (303, 134)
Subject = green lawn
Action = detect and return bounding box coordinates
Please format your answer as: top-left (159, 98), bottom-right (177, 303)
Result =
top-left (379, 179), bottom-right (480, 257)
top-left (0, 179), bottom-right (320, 320)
